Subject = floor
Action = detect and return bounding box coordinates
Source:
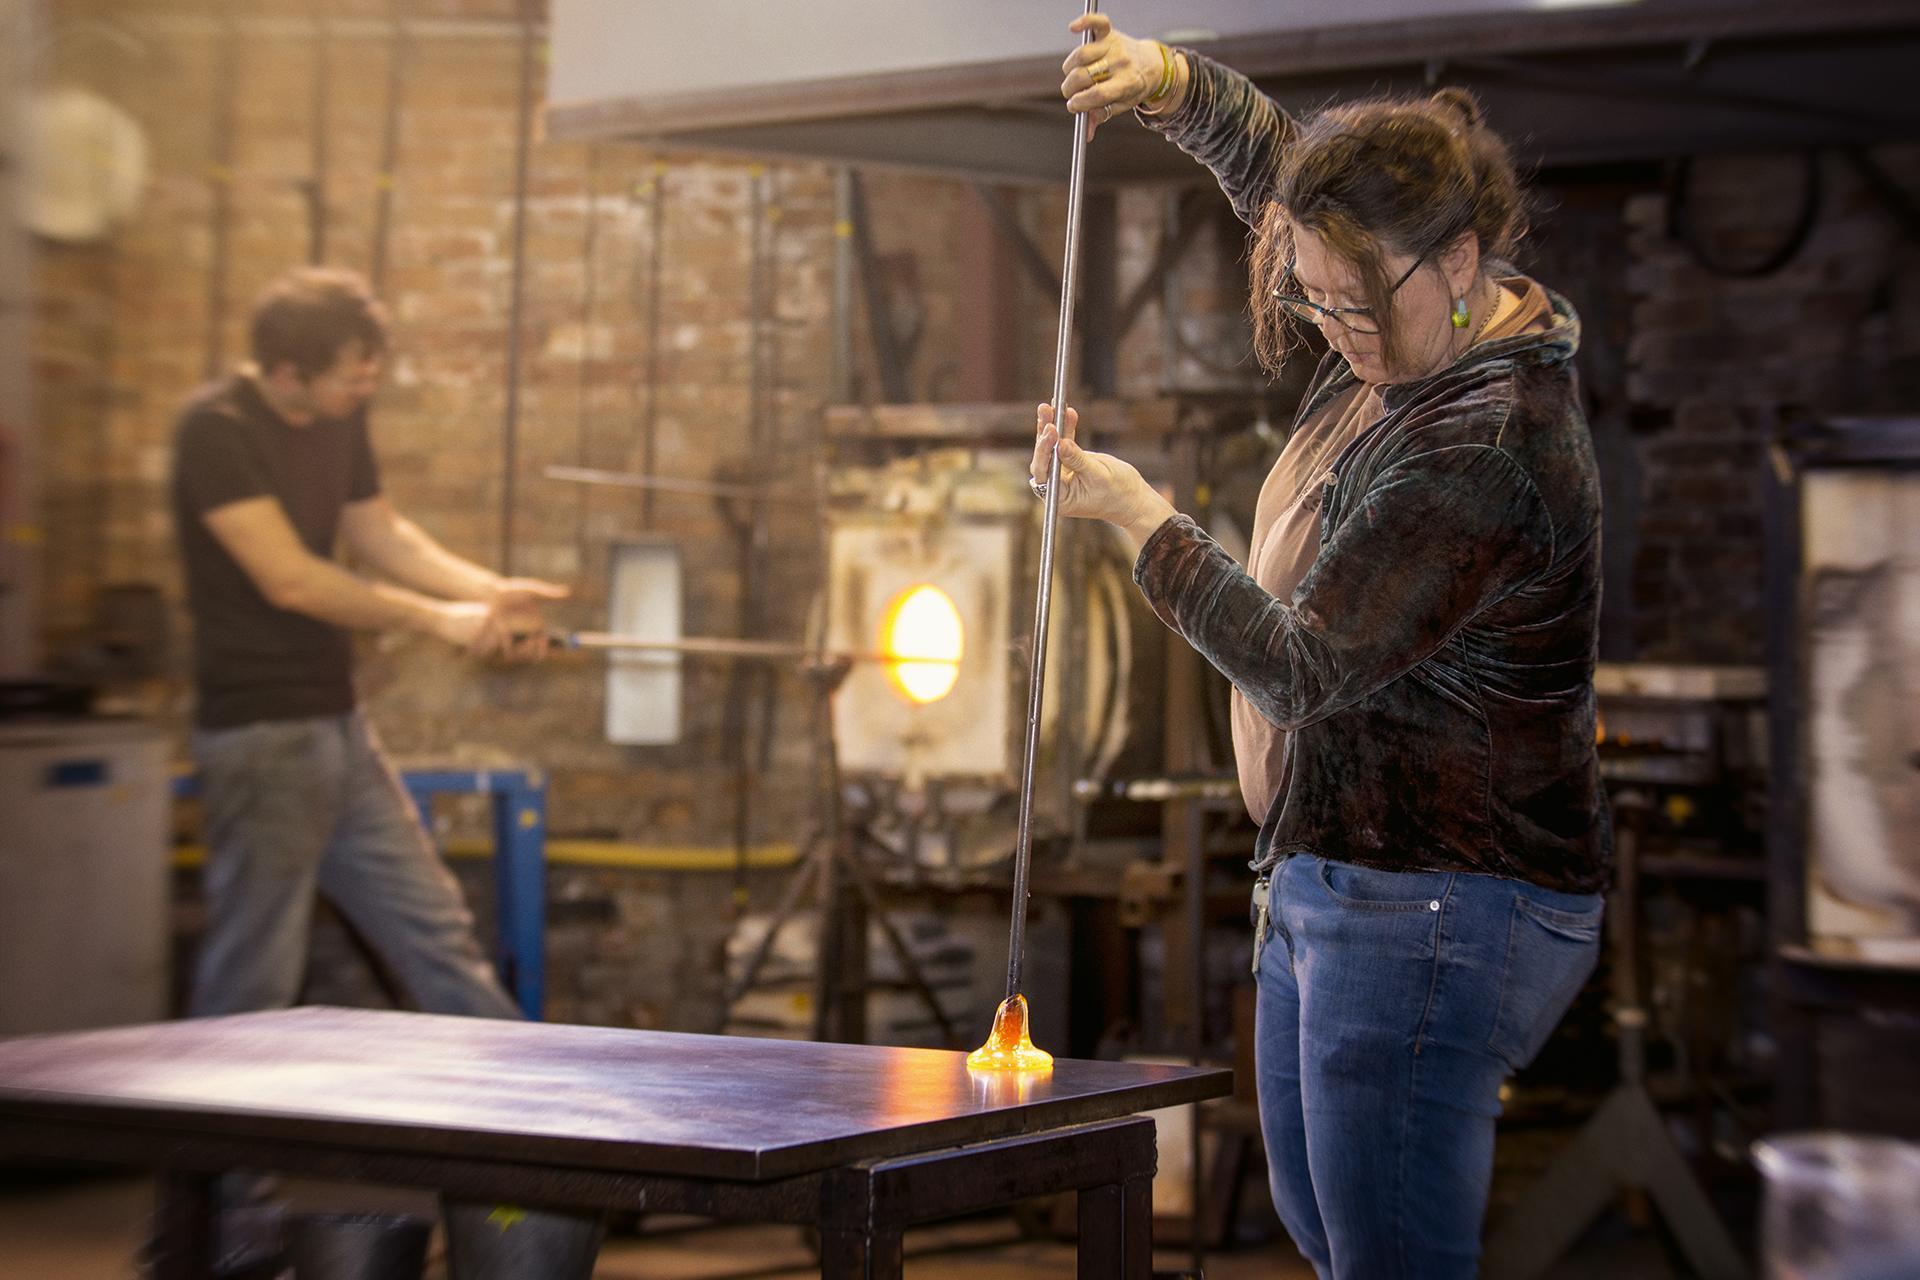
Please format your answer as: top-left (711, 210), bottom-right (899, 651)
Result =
top-left (0, 1171), bottom-right (1317, 1279)
top-left (0, 1166), bottom-right (1694, 1279)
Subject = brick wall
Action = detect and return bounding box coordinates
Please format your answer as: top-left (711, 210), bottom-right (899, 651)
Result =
top-left (32, 0), bottom-right (1144, 1031)
top-left (32, 3), bottom-right (1920, 1029)
top-left (1621, 148), bottom-right (1920, 662)
top-left (31, 2), bottom-right (1009, 845)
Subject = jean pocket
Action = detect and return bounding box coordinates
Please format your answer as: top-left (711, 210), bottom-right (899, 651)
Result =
top-left (1488, 893), bottom-right (1602, 1071)
top-left (1315, 858), bottom-right (1449, 913)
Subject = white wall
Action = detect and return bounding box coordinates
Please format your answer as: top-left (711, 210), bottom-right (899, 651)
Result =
top-left (547, 0), bottom-right (1627, 105)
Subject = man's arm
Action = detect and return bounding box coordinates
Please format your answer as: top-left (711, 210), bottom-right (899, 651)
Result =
top-left (203, 496), bottom-right (491, 649)
top-left (340, 496), bottom-right (568, 621)
top-left (340, 495), bottom-right (501, 602)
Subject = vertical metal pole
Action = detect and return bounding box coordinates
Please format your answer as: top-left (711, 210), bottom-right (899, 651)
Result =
top-left (1186, 797), bottom-right (1207, 1275)
top-left (203, 2), bottom-right (238, 380)
top-left (0, 0), bottom-right (38, 675)
top-left (367, 0), bottom-right (408, 292)
top-left (1005, 0), bottom-right (1098, 1004)
top-left (831, 167), bottom-right (855, 404)
top-left (498, 0), bottom-right (536, 575)
top-left (307, 0), bottom-right (329, 265)
top-left (634, 161), bottom-right (666, 530)
top-left (572, 146), bottom-right (601, 557)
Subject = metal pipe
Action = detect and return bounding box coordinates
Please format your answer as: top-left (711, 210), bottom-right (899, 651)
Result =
top-left (561, 631), bottom-right (893, 666)
top-left (830, 167), bottom-right (855, 404)
top-left (306, 0), bottom-right (330, 265)
top-left (542, 463), bottom-right (812, 506)
top-left (367, 0), bottom-right (409, 292)
top-left (1005, 0), bottom-right (1097, 1005)
top-left (1072, 776), bottom-right (1241, 803)
top-left (0, 0), bottom-right (39, 675)
top-left (628, 161), bottom-right (667, 529)
top-left (498, 0), bottom-right (537, 575)
top-left (202, 1), bottom-right (239, 381)
top-left (572, 146), bottom-right (602, 558)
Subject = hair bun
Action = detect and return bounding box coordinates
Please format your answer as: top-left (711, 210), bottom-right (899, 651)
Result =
top-left (1427, 86), bottom-right (1485, 131)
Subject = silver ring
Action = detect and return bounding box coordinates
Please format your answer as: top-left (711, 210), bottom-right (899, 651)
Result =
top-left (1029, 477), bottom-right (1049, 500)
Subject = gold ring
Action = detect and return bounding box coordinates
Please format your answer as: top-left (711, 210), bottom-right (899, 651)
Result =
top-left (1088, 60), bottom-right (1112, 83)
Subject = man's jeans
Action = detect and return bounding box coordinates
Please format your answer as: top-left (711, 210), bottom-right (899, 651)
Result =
top-left (189, 711), bottom-right (520, 1020)
top-left (1252, 854), bottom-right (1602, 1280)
top-left (181, 712), bottom-right (600, 1277)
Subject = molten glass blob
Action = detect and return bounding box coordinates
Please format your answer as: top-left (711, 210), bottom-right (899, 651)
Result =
top-left (881, 584), bottom-right (963, 704)
top-left (966, 993), bottom-right (1054, 1071)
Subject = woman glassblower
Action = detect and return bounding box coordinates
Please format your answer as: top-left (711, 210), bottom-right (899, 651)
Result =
top-left (1033, 16), bottom-right (1612, 1279)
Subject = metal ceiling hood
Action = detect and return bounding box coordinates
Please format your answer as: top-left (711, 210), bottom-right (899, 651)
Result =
top-left (547, 0), bottom-right (1920, 181)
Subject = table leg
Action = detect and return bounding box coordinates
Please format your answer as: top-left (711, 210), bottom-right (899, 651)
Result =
top-left (820, 1227), bottom-right (904, 1279)
top-left (1078, 1172), bottom-right (1153, 1280)
top-left (150, 1171), bottom-right (216, 1280)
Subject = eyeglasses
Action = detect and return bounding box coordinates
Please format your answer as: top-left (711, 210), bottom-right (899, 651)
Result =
top-left (1271, 249), bottom-right (1429, 335)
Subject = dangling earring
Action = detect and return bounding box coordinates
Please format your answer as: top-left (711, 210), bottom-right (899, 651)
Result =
top-left (1451, 296), bottom-right (1471, 329)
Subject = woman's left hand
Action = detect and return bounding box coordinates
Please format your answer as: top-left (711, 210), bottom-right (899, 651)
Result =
top-left (1032, 403), bottom-right (1176, 547)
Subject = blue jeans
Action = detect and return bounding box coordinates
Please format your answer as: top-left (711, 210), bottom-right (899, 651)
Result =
top-left (184, 713), bottom-right (601, 1275)
top-left (1252, 854), bottom-right (1602, 1279)
top-left (189, 711), bottom-right (519, 1020)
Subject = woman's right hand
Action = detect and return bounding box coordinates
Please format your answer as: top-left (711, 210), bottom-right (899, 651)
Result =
top-left (1032, 403), bottom-right (1176, 549)
top-left (1060, 15), bottom-right (1165, 135)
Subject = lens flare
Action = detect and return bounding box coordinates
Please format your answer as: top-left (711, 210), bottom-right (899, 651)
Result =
top-left (882, 584), bottom-right (963, 704)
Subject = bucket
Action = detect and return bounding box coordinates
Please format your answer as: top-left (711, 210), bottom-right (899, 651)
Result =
top-left (1754, 1132), bottom-right (1920, 1279)
top-left (441, 1199), bottom-right (605, 1280)
top-left (286, 1212), bottom-right (431, 1280)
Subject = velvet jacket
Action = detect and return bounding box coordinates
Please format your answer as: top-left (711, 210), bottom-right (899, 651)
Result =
top-left (1135, 53), bottom-right (1611, 893)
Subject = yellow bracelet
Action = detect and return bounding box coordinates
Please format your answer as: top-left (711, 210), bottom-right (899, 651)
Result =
top-left (1144, 41), bottom-right (1175, 105)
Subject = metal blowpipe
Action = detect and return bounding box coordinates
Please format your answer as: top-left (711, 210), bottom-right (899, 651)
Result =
top-left (1005, 0), bottom-right (1099, 1008)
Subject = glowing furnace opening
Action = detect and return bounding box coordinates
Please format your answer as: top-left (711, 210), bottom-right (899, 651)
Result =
top-left (881, 584), bottom-right (963, 704)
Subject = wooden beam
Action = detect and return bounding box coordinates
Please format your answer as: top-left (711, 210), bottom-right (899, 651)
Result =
top-left (544, 0), bottom-right (1920, 144)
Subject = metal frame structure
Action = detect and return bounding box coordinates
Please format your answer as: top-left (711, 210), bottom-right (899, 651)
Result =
top-left (545, 1), bottom-right (1920, 181)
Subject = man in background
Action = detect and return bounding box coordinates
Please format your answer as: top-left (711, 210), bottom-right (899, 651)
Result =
top-left (170, 266), bottom-right (591, 1270)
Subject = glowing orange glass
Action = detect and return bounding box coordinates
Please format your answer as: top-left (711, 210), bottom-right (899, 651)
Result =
top-left (966, 993), bottom-right (1053, 1072)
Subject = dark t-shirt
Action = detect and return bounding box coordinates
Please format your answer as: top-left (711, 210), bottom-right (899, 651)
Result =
top-left (170, 375), bottom-right (380, 729)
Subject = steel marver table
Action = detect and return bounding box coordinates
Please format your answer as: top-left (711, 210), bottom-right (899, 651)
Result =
top-left (0, 1006), bottom-right (1231, 1278)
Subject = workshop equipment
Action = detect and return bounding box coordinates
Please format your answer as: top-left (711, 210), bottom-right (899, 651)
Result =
top-left (1754, 1133), bottom-right (1920, 1279)
top-left (0, 715), bottom-right (168, 1035)
top-left (820, 451), bottom-right (1143, 870)
top-left (1481, 793), bottom-right (1747, 1280)
top-left (1764, 418), bottom-right (1920, 1136)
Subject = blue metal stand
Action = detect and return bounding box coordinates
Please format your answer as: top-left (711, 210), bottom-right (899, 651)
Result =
top-left (173, 766), bottom-right (547, 1019)
top-left (400, 769), bottom-right (546, 1020)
